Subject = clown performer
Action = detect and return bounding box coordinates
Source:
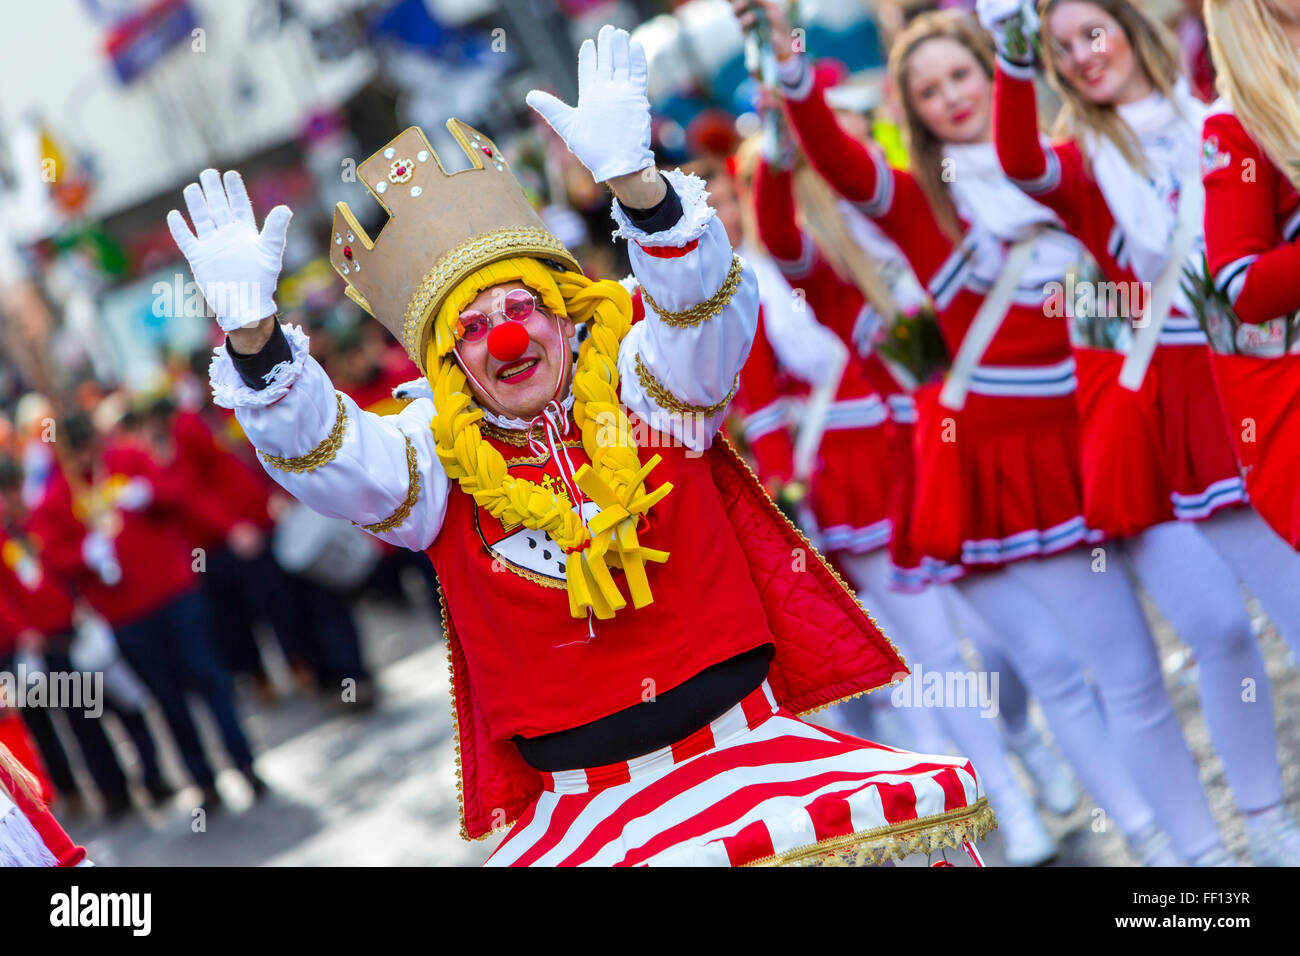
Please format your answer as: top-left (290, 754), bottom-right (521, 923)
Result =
top-left (167, 26), bottom-right (994, 867)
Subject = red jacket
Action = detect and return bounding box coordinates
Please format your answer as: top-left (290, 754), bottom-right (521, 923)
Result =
top-left (1202, 107), bottom-right (1300, 325)
top-left (782, 72), bottom-right (1074, 371)
top-left (753, 160), bottom-right (911, 401)
top-left (1200, 105), bottom-right (1300, 547)
top-left (438, 433), bottom-right (906, 840)
top-left (992, 62), bottom-right (1207, 345)
top-left (28, 445), bottom-right (195, 628)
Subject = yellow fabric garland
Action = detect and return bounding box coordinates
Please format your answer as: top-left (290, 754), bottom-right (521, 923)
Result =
top-left (426, 257), bottom-right (672, 619)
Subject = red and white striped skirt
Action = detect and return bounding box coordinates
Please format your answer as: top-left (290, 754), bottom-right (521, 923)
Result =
top-left (485, 682), bottom-right (995, 867)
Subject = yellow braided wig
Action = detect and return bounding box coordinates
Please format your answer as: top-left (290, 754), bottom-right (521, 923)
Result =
top-left (427, 256), bottom-right (672, 619)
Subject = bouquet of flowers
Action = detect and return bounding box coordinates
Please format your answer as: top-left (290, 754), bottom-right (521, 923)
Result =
top-left (1182, 254), bottom-right (1300, 357)
top-left (872, 303), bottom-right (950, 388)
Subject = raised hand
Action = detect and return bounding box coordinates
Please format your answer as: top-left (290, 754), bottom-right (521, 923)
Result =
top-left (166, 169), bottom-right (292, 333)
top-left (976, 0), bottom-right (1041, 67)
top-left (730, 0), bottom-right (796, 60)
top-left (525, 25), bottom-right (654, 185)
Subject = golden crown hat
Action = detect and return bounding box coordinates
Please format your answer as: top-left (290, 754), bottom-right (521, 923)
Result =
top-left (328, 119), bottom-right (582, 374)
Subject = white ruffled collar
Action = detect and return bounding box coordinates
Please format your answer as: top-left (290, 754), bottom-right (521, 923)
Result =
top-left (481, 390), bottom-right (575, 430)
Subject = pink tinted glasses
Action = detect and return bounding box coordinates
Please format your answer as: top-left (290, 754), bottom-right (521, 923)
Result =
top-left (454, 288), bottom-right (540, 343)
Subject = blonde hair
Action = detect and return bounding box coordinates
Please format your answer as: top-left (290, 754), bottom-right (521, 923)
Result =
top-left (428, 257), bottom-right (671, 620)
top-left (792, 163), bottom-right (900, 319)
top-left (0, 743), bottom-right (41, 805)
top-left (888, 10), bottom-right (997, 241)
top-left (1039, 0), bottom-right (1183, 172)
top-left (1205, 0), bottom-right (1300, 191)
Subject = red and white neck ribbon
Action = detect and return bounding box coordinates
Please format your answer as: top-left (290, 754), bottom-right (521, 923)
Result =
top-left (528, 399), bottom-right (586, 516)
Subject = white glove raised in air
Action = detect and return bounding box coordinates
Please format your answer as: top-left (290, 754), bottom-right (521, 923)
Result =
top-left (525, 25), bottom-right (655, 184)
top-left (166, 169), bottom-right (292, 333)
top-left (976, 0), bottom-right (1041, 67)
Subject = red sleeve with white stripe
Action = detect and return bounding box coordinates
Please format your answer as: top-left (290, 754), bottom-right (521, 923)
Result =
top-left (778, 56), bottom-right (953, 283)
top-left (1202, 110), bottom-right (1300, 324)
top-left (992, 59), bottom-right (1097, 228)
top-left (753, 160), bottom-right (863, 347)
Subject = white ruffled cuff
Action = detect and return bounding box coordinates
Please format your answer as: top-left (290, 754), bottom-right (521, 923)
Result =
top-left (609, 168), bottom-right (716, 249)
top-left (209, 323), bottom-right (311, 409)
top-left (392, 377), bottom-right (434, 402)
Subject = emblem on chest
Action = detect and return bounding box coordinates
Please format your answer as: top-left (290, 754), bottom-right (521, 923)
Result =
top-left (472, 449), bottom-right (602, 587)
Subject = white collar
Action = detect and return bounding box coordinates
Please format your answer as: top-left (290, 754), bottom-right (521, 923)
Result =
top-left (1114, 80), bottom-right (1205, 145)
top-left (481, 390), bottom-right (576, 430)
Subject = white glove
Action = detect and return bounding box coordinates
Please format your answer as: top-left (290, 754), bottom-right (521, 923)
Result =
top-left (82, 531), bottom-right (121, 586)
top-left (976, 0), bottom-right (1040, 66)
top-left (525, 25), bottom-right (654, 184)
top-left (115, 476), bottom-right (153, 512)
top-left (166, 169), bottom-right (292, 333)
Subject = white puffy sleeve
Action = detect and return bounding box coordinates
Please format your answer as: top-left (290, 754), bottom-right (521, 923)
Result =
top-left (209, 324), bottom-right (451, 551)
top-left (613, 168), bottom-right (760, 453)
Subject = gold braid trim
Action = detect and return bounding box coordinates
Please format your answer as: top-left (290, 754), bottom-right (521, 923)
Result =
top-left (478, 421), bottom-right (531, 447)
top-left (259, 393), bottom-right (347, 473)
top-left (634, 353), bottom-right (739, 417)
top-left (639, 254), bottom-right (744, 328)
top-left (746, 798), bottom-right (997, 867)
top-left (477, 421), bottom-right (584, 452)
top-left (358, 436), bottom-right (421, 533)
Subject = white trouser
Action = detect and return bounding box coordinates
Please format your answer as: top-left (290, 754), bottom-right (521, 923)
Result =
top-left (940, 585), bottom-right (1033, 737)
top-left (838, 550), bottom-right (1030, 812)
top-left (1121, 519), bottom-right (1284, 815)
top-left (1197, 505), bottom-right (1300, 662)
top-left (955, 554), bottom-right (1168, 845)
top-left (960, 546), bottom-right (1223, 859)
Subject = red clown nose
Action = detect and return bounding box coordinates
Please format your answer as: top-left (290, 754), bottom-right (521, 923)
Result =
top-left (487, 320), bottom-right (529, 362)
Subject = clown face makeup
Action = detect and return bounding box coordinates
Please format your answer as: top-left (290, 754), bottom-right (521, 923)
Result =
top-left (453, 282), bottom-right (577, 420)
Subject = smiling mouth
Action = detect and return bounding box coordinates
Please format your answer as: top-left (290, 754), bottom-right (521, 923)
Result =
top-left (498, 358), bottom-right (540, 383)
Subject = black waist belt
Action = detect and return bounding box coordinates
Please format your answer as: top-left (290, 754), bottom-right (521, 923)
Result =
top-left (515, 645), bottom-right (773, 773)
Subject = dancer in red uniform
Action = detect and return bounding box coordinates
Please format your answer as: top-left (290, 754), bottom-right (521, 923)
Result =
top-left (750, 126), bottom-right (1063, 864)
top-left (1200, 0), bottom-right (1300, 552)
top-left (169, 25), bottom-right (993, 866)
top-left (735, 0), bottom-right (1223, 864)
top-left (978, 0), bottom-right (1300, 865)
